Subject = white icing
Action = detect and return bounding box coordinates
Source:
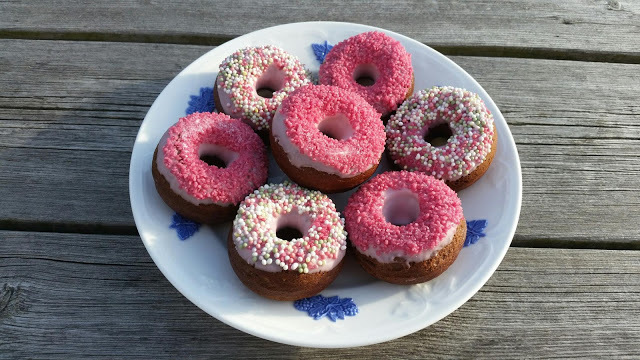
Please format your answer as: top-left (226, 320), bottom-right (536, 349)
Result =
top-left (255, 64), bottom-right (286, 93)
top-left (271, 109), bottom-right (356, 178)
top-left (198, 143), bottom-right (239, 166)
top-left (236, 246), bottom-right (346, 273)
top-left (156, 130), bottom-right (231, 207)
top-left (359, 225), bottom-right (458, 264)
top-left (317, 113), bottom-right (354, 140)
top-left (235, 210), bottom-right (346, 273)
top-left (272, 212), bottom-right (312, 237)
top-left (382, 189), bottom-right (420, 226)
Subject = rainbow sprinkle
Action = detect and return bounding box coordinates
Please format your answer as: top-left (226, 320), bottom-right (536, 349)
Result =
top-left (386, 86), bottom-right (495, 181)
top-left (217, 45), bottom-right (312, 131)
top-left (232, 182), bottom-right (347, 272)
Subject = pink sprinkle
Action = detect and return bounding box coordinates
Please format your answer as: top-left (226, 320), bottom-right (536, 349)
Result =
top-left (279, 84), bottom-right (385, 175)
top-left (319, 31), bottom-right (413, 115)
top-left (344, 171), bottom-right (463, 256)
top-left (162, 112), bottom-right (268, 205)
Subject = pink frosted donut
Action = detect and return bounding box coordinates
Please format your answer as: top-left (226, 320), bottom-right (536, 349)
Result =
top-left (270, 84), bottom-right (385, 193)
top-left (214, 45), bottom-right (312, 134)
top-left (228, 182), bottom-right (348, 300)
top-left (386, 86), bottom-right (497, 191)
top-left (152, 112), bottom-right (268, 225)
top-left (319, 31), bottom-right (414, 117)
top-left (344, 171), bottom-right (466, 284)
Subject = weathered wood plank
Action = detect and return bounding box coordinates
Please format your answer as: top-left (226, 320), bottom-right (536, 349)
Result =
top-left (1, 39), bottom-right (640, 244)
top-left (1, 1), bottom-right (639, 61)
top-left (0, 231), bottom-right (638, 357)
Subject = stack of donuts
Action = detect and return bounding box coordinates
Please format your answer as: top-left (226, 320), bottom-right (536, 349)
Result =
top-left (152, 32), bottom-right (497, 300)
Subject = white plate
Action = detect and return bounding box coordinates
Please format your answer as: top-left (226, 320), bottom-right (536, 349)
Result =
top-left (129, 21), bottom-right (522, 348)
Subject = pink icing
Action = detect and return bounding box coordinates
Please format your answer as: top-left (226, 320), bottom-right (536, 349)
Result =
top-left (344, 171), bottom-right (463, 258)
top-left (276, 84), bottom-right (385, 176)
top-left (319, 31), bottom-right (413, 115)
top-left (161, 112), bottom-right (267, 205)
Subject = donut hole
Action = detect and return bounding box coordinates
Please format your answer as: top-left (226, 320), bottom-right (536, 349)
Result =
top-left (198, 144), bottom-right (239, 169)
top-left (276, 227), bottom-right (304, 241)
top-left (256, 64), bottom-right (286, 99)
top-left (200, 154), bottom-right (226, 168)
top-left (318, 114), bottom-right (354, 140)
top-left (353, 64), bottom-right (379, 87)
top-left (383, 189), bottom-right (420, 226)
top-left (275, 212), bottom-right (311, 241)
top-left (424, 122), bottom-right (453, 147)
top-left (256, 88), bottom-right (276, 98)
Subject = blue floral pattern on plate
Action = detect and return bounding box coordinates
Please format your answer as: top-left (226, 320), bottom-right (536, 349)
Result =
top-left (294, 294), bottom-right (358, 321)
top-left (186, 87), bottom-right (216, 115)
top-left (464, 219), bottom-right (488, 247)
top-left (311, 41), bottom-right (333, 64)
top-left (170, 213), bottom-right (201, 241)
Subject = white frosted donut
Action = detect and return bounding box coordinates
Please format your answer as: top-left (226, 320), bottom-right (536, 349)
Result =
top-left (215, 45), bottom-right (312, 132)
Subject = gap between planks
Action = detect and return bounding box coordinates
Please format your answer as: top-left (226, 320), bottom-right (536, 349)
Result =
top-left (0, 30), bottom-right (638, 65)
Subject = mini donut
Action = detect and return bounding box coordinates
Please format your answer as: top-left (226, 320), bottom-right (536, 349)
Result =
top-left (228, 182), bottom-right (348, 301)
top-left (152, 112), bottom-right (268, 225)
top-left (344, 171), bottom-right (466, 285)
top-left (270, 84), bottom-right (385, 193)
top-left (386, 86), bottom-right (498, 191)
top-left (319, 31), bottom-right (414, 120)
top-left (213, 45), bottom-right (312, 139)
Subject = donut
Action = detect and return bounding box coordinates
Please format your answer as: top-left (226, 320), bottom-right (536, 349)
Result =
top-left (386, 86), bottom-right (498, 191)
top-left (270, 84), bottom-right (385, 193)
top-left (152, 112), bottom-right (268, 226)
top-left (344, 171), bottom-right (466, 285)
top-left (319, 31), bottom-right (414, 120)
top-left (213, 45), bottom-right (312, 139)
top-left (228, 182), bottom-right (348, 301)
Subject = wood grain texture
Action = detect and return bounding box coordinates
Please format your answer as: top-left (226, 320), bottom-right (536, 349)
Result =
top-left (1, 1), bottom-right (639, 62)
top-left (1, 39), bottom-right (639, 244)
top-left (0, 231), bottom-right (638, 358)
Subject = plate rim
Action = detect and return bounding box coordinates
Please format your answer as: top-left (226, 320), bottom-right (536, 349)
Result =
top-left (129, 21), bottom-right (523, 348)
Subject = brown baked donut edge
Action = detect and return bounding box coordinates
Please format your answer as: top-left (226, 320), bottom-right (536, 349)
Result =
top-left (353, 218), bottom-right (467, 285)
top-left (227, 230), bottom-right (345, 301)
top-left (152, 146), bottom-right (238, 226)
top-left (269, 130), bottom-right (379, 194)
top-left (445, 124), bottom-right (498, 192)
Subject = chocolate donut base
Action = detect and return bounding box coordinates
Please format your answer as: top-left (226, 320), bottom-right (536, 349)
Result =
top-left (213, 75), bottom-right (270, 144)
top-left (353, 219), bottom-right (467, 285)
top-left (152, 147), bottom-right (238, 226)
top-left (270, 130), bottom-right (380, 194)
top-left (227, 231), bottom-right (345, 301)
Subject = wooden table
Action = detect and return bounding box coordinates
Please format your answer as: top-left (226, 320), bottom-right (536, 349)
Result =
top-left (1, 1), bottom-right (639, 358)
